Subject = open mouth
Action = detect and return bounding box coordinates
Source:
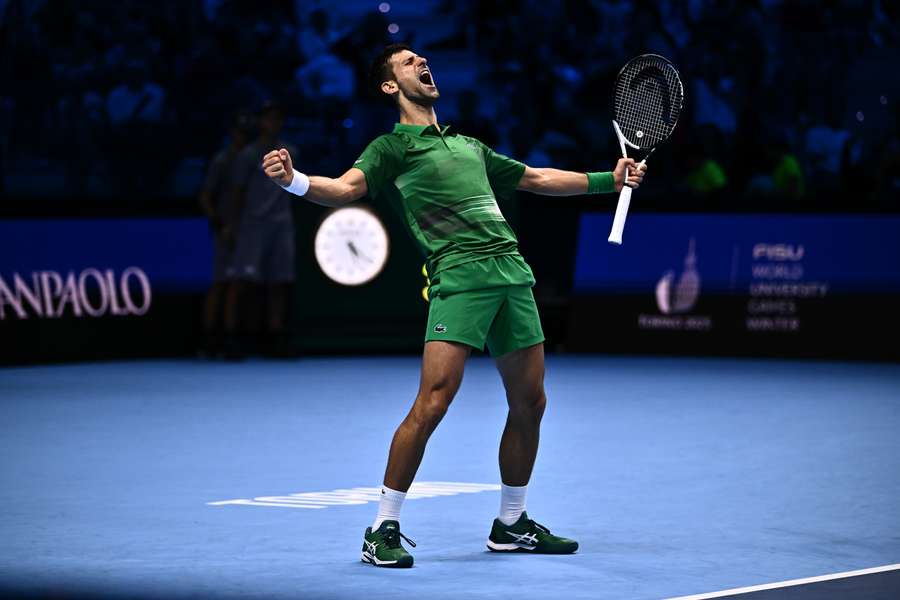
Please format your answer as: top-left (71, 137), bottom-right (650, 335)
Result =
top-left (418, 69), bottom-right (434, 86)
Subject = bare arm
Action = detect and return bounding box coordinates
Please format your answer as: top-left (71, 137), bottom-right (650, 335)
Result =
top-left (304, 169), bottom-right (368, 207)
top-left (516, 159), bottom-right (646, 196)
top-left (263, 149), bottom-right (367, 207)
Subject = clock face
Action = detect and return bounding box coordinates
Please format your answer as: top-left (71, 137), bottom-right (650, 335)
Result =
top-left (314, 206), bottom-right (390, 286)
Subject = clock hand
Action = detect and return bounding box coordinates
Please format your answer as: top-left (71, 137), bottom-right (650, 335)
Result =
top-left (347, 240), bottom-right (373, 263)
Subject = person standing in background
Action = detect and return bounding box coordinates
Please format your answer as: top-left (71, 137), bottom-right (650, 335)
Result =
top-left (198, 111), bottom-right (255, 357)
top-left (223, 101), bottom-right (298, 358)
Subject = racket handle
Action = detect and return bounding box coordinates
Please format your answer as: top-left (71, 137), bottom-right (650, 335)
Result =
top-left (608, 185), bottom-right (633, 245)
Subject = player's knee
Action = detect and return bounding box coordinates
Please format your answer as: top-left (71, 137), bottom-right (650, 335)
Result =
top-left (511, 388), bottom-right (546, 422)
top-left (414, 388), bottom-right (454, 429)
top-left (530, 389), bottom-right (547, 420)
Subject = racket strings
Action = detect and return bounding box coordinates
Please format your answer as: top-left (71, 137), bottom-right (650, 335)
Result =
top-left (616, 58), bottom-right (680, 137)
top-left (614, 56), bottom-right (683, 149)
top-left (616, 77), bottom-right (677, 146)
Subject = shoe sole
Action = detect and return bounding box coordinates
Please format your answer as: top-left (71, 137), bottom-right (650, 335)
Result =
top-left (487, 540), bottom-right (535, 552)
top-left (361, 551), bottom-right (413, 568)
top-left (486, 539), bottom-right (578, 554)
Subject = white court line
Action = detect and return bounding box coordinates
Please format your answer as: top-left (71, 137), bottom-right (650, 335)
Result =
top-left (208, 481), bottom-right (500, 510)
top-left (664, 563), bottom-right (900, 600)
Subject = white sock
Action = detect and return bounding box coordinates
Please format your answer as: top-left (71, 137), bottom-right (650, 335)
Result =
top-left (372, 485), bottom-right (406, 530)
top-left (498, 483), bottom-right (527, 525)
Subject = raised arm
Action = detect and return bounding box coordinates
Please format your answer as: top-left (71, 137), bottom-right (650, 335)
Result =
top-left (263, 148), bottom-right (368, 207)
top-left (516, 159), bottom-right (646, 196)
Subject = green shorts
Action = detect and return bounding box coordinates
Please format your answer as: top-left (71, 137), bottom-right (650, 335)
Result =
top-left (424, 285), bottom-right (545, 356)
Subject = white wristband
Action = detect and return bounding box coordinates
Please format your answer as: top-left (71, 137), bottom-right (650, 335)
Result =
top-left (282, 169), bottom-right (310, 196)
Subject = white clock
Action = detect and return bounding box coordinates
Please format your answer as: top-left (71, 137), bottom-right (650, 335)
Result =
top-left (314, 206), bottom-right (390, 286)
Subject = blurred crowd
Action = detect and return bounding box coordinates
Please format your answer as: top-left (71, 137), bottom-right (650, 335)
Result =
top-left (1, 0), bottom-right (899, 208)
top-left (1, 0), bottom-right (393, 199)
top-left (453, 0), bottom-right (900, 208)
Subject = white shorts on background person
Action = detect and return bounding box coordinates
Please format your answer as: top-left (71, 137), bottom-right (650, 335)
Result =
top-left (227, 218), bottom-right (295, 283)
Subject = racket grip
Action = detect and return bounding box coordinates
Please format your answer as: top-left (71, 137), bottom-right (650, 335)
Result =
top-left (607, 185), bottom-right (633, 245)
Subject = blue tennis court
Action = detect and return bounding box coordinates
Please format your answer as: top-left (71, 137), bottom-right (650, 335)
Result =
top-left (2, 356), bottom-right (898, 599)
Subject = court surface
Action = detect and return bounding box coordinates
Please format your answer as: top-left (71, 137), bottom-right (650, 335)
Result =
top-left (1, 356), bottom-right (899, 599)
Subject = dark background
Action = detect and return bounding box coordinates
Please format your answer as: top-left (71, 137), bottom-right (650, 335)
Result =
top-left (2, 0), bottom-right (899, 363)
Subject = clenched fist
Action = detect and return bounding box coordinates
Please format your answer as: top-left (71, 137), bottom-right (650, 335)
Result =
top-left (262, 148), bottom-right (294, 187)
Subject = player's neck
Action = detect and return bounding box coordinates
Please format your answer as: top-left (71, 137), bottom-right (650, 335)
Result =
top-left (397, 103), bottom-right (438, 127)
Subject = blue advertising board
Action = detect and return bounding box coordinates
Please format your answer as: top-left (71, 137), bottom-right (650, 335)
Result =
top-left (0, 218), bottom-right (212, 323)
top-left (0, 218), bottom-right (212, 292)
top-left (574, 213), bottom-right (900, 295)
top-left (569, 213), bottom-right (900, 354)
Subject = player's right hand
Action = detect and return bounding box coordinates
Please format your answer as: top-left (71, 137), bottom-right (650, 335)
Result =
top-left (262, 148), bottom-right (294, 187)
top-left (613, 157), bottom-right (646, 192)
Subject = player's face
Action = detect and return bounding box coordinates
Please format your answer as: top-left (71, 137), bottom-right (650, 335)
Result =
top-left (386, 50), bottom-right (439, 104)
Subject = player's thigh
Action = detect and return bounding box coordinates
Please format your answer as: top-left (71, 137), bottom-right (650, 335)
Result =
top-left (424, 288), bottom-right (505, 352)
top-left (418, 340), bottom-right (471, 400)
top-left (486, 286), bottom-right (545, 358)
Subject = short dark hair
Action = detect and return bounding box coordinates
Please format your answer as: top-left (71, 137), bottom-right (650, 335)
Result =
top-left (368, 43), bottom-right (411, 102)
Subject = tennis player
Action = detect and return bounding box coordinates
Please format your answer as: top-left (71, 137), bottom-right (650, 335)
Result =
top-left (263, 44), bottom-right (645, 567)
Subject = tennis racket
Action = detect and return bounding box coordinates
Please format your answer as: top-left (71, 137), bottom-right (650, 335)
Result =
top-left (608, 54), bottom-right (684, 245)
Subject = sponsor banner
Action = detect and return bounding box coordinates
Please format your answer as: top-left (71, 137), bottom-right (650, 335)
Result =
top-left (0, 267), bottom-right (151, 320)
top-left (574, 214), bottom-right (900, 295)
top-left (0, 218), bottom-right (212, 321)
top-left (574, 213), bottom-right (900, 335)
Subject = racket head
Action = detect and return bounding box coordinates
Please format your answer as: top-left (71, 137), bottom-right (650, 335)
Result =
top-left (613, 54), bottom-right (684, 151)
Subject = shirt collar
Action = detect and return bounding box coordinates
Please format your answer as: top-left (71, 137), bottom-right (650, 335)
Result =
top-left (393, 123), bottom-right (454, 136)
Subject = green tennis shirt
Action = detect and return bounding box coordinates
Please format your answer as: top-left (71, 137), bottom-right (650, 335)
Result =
top-left (353, 123), bottom-right (534, 293)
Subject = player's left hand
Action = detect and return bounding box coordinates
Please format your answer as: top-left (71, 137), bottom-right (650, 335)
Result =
top-left (613, 158), bottom-right (647, 192)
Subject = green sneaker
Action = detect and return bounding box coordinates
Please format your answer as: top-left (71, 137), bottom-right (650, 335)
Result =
top-left (361, 521), bottom-right (415, 568)
top-left (487, 512), bottom-right (578, 554)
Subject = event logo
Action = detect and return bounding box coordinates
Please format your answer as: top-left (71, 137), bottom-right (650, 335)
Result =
top-left (747, 242), bottom-right (823, 332)
top-left (752, 243), bottom-right (804, 261)
top-left (655, 238), bottom-right (700, 314)
top-left (639, 238), bottom-right (712, 331)
top-left (0, 267), bottom-right (152, 320)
